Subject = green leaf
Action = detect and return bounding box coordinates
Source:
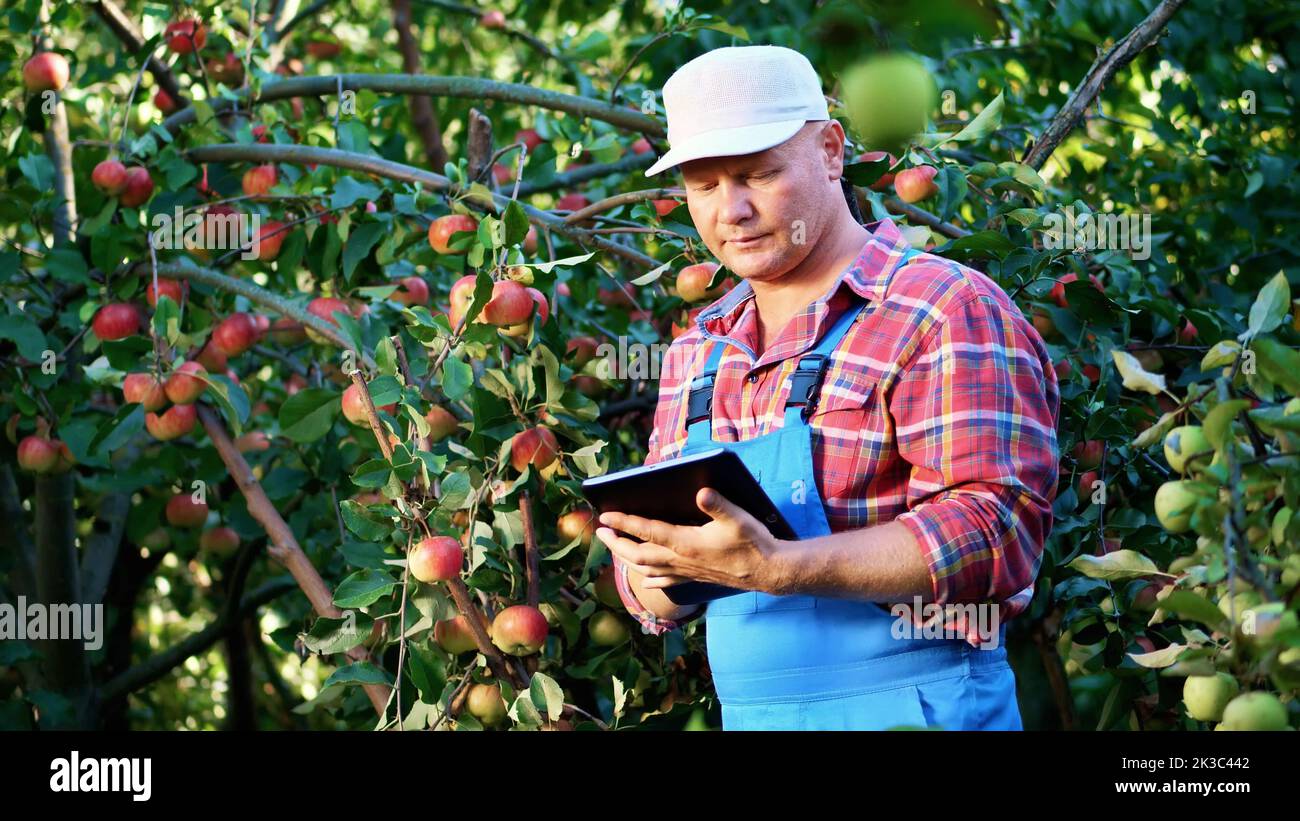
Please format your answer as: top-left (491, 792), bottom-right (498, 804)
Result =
top-left (439, 472), bottom-right (474, 509)
top-left (1127, 643), bottom-right (1188, 669)
top-left (375, 336), bottom-right (398, 377)
top-left (88, 403), bottom-right (144, 455)
top-left (323, 661), bottom-right (393, 689)
top-left (302, 612), bottom-right (374, 654)
top-left (339, 500), bottom-right (393, 540)
top-left (1244, 271), bottom-right (1290, 339)
top-left (278, 388), bottom-right (341, 443)
top-left (343, 222), bottom-right (386, 281)
top-left (351, 458), bottom-right (393, 488)
top-left (0, 315), bottom-right (48, 360)
top-left (520, 252), bottom-right (595, 274)
top-left (1200, 340), bottom-right (1242, 371)
top-left (630, 262), bottom-right (672, 287)
top-left (1158, 590), bottom-right (1229, 632)
top-left (529, 672), bottom-right (565, 722)
top-left (203, 373), bottom-right (250, 435)
top-left (934, 231), bottom-right (1015, 262)
top-left (502, 200), bottom-right (530, 248)
top-left (1254, 337), bottom-right (1300, 397)
top-left (923, 92), bottom-right (1004, 147)
top-left (1111, 350), bottom-right (1167, 396)
top-left (1203, 399), bottom-right (1251, 451)
top-left (330, 177), bottom-right (382, 210)
top-left (366, 374), bottom-right (404, 407)
top-left (1068, 550), bottom-right (1164, 581)
top-left (441, 357), bottom-right (473, 401)
top-left (18, 153), bottom-right (54, 191)
top-left (44, 248), bottom-right (93, 285)
top-left (332, 569), bottom-right (399, 608)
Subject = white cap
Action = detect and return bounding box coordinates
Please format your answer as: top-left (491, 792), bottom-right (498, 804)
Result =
top-left (644, 45), bottom-right (830, 178)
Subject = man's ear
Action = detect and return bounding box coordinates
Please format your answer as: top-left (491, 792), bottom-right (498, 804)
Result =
top-left (823, 120), bottom-right (847, 179)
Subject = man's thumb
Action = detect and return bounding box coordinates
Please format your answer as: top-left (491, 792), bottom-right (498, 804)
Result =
top-left (697, 487), bottom-right (733, 520)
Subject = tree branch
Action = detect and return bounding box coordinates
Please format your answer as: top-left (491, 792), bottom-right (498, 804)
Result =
top-left (34, 472), bottom-right (93, 727)
top-left (184, 143), bottom-right (660, 269)
top-left (79, 490), bottom-right (131, 606)
top-left (196, 404), bottom-right (391, 715)
top-left (1021, 0), bottom-right (1187, 170)
top-left (162, 74), bottom-right (664, 139)
top-left (391, 0), bottom-right (448, 169)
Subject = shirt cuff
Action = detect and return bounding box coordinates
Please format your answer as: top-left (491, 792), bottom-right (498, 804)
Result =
top-left (612, 557), bottom-right (685, 636)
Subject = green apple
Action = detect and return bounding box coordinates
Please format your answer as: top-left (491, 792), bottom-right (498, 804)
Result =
top-left (1163, 425), bottom-right (1210, 474)
top-left (1182, 673), bottom-right (1239, 722)
top-left (588, 611), bottom-right (630, 647)
top-left (841, 53), bottom-right (936, 153)
top-left (1154, 480), bottom-right (1199, 533)
top-left (466, 682), bottom-right (507, 727)
top-left (1218, 691), bottom-right (1289, 731)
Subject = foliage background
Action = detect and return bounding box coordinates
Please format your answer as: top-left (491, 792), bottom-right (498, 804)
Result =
top-left (1, 0), bottom-right (1298, 730)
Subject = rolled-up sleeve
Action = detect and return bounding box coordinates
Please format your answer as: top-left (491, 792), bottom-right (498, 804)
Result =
top-left (609, 338), bottom-right (702, 636)
top-left (890, 294), bottom-right (1060, 619)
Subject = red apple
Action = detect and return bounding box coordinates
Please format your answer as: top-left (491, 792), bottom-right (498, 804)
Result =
top-left (341, 382), bottom-right (395, 426)
top-left (1073, 440), bottom-right (1104, 471)
top-left (235, 431), bottom-right (271, 453)
top-left (211, 313), bottom-right (259, 357)
top-left (22, 52), bottom-right (69, 92)
top-left (676, 262), bottom-right (724, 303)
top-left (92, 159), bottom-right (129, 196)
top-left (672, 307), bottom-right (704, 340)
top-left (597, 287), bottom-right (635, 310)
top-left (515, 129), bottom-right (543, 152)
top-left (479, 10), bottom-right (506, 29)
top-left (119, 167), bottom-right (154, 207)
top-left (447, 275), bottom-right (478, 329)
top-left (1053, 359), bottom-right (1072, 380)
top-left (195, 342), bottom-right (227, 373)
top-left (1178, 319), bottom-right (1199, 344)
top-left (164, 19), bottom-right (206, 54)
top-left (268, 317), bottom-right (307, 345)
top-left (428, 214), bottom-right (479, 255)
top-left (856, 151), bottom-right (898, 191)
top-left (305, 39), bottom-right (341, 59)
top-left (593, 564), bottom-right (622, 608)
top-left (492, 163), bottom-right (513, 185)
top-left (894, 165), bottom-right (939, 203)
top-left (424, 405), bottom-right (459, 442)
top-left (255, 220), bottom-right (288, 261)
top-left (392, 276), bottom-right (430, 307)
top-left (557, 508), bottom-right (596, 548)
top-left (491, 604), bottom-right (548, 655)
top-left (154, 87), bottom-right (177, 114)
top-left (17, 436), bottom-right (60, 473)
top-left (466, 682), bottom-right (507, 725)
top-left (164, 361), bottom-right (207, 405)
top-left (652, 198), bottom-right (680, 217)
top-left (306, 297), bottom-right (352, 343)
top-left (1078, 470), bottom-right (1101, 503)
top-left (510, 426), bottom-right (559, 473)
top-left (631, 137), bottom-right (652, 155)
top-left (482, 280), bottom-right (534, 326)
top-left (165, 492), bottom-right (209, 527)
top-left (1082, 364), bottom-right (1101, 383)
top-left (556, 192), bottom-right (589, 211)
top-left (523, 225), bottom-right (538, 255)
top-left (409, 536), bottom-right (463, 583)
top-left (434, 615), bottom-right (479, 654)
top-left (572, 375), bottom-right (605, 397)
top-left (145, 404), bottom-right (197, 441)
top-left (93, 303), bottom-right (141, 341)
top-left (123, 373), bottom-right (167, 411)
top-left (241, 164), bottom-right (277, 197)
top-left (200, 526), bottom-right (240, 554)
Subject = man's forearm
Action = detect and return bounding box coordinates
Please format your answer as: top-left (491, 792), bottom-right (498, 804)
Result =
top-left (765, 520), bottom-right (935, 602)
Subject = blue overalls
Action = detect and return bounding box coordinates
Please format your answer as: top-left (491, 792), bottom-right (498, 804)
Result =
top-left (680, 256), bottom-right (1023, 731)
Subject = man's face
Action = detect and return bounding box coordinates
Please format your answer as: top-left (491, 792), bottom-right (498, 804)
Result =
top-left (678, 121), bottom-right (842, 284)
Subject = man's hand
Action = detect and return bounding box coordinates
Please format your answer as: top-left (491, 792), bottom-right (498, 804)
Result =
top-left (595, 487), bottom-right (785, 594)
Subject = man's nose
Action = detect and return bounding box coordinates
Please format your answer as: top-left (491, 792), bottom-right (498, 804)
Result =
top-left (716, 182), bottom-right (756, 225)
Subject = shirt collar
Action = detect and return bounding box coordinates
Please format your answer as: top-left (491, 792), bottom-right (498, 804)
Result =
top-left (696, 217), bottom-right (918, 348)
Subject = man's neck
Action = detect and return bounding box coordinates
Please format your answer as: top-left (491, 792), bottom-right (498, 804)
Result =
top-left (749, 219), bottom-right (872, 355)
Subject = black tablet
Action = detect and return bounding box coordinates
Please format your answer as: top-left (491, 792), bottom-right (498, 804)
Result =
top-left (581, 448), bottom-right (796, 605)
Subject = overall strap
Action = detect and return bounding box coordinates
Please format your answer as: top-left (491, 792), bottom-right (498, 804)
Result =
top-left (781, 245), bottom-right (925, 426)
top-left (686, 245), bottom-right (926, 439)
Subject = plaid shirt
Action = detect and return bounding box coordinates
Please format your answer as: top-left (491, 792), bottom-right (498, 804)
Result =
top-left (612, 218), bottom-right (1061, 647)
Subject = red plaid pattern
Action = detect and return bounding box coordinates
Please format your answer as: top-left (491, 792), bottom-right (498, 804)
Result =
top-left (612, 218), bottom-right (1061, 646)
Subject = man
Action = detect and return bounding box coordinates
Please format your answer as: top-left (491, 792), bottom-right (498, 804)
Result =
top-left (595, 45), bottom-right (1060, 730)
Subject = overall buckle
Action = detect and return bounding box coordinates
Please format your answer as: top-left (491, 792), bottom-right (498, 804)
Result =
top-left (686, 373), bottom-right (716, 426)
top-left (784, 354), bottom-right (831, 420)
